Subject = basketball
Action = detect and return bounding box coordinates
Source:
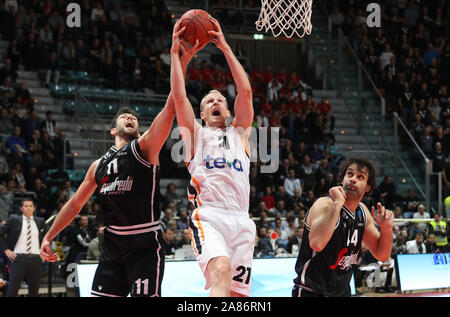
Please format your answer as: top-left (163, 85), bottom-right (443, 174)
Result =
top-left (179, 9), bottom-right (215, 47)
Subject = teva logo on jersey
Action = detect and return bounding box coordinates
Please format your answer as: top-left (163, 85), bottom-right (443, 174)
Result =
top-left (204, 155), bottom-right (243, 172)
top-left (100, 176), bottom-right (134, 194)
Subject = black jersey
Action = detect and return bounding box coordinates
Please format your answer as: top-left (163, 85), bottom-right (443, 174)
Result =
top-left (94, 139), bottom-right (161, 235)
top-left (293, 197), bottom-right (367, 297)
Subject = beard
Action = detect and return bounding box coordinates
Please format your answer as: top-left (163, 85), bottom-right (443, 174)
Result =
top-left (117, 126), bottom-right (139, 140)
top-left (343, 182), bottom-right (365, 199)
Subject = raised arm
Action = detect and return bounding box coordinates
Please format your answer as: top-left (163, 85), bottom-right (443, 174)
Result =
top-left (170, 20), bottom-right (202, 162)
top-left (40, 160), bottom-right (99, 262)
top-left (139, 22), bottom-right (201, 165)
top-left (307, 188), bottom-right (346, 252)
top-left (362, 202), bottom-right (394, 262)
top-left (209, 18), bottom-right (253, 131)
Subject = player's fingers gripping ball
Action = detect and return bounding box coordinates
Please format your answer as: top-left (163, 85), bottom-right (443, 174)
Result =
top-left (179, 9), bottom-right (215, 47)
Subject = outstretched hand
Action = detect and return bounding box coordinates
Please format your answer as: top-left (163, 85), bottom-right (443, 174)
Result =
top-left (371, 202), bottom-right (394, 231)
top-left (171, 19), bottom-right (186, 54)
top-left (180, 39), bottom-right (205, 67)
top-left (40, 238), bottom-right (58, 262)
top-left (172, 19), bottom-right (206, 68)
top-left (208, 18), bottom-right (229, 51)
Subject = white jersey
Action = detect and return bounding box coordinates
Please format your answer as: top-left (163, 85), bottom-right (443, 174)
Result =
top-left (187, 124), bottom-right (250, 213)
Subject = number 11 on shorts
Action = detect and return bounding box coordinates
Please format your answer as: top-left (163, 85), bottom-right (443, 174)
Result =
top-left (233, 266), bottom-right (251, 284)
top-left (134, 278), bottom-right (149, 295)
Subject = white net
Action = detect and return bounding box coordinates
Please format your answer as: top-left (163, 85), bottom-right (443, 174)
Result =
top-left (255, 0), bottom-right (313, 38)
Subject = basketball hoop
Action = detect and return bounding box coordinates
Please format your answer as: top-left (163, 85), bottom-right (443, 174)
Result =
top-left (255, 0), bottom-right (313, 38)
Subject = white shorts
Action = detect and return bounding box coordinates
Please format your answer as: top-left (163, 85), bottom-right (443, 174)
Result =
top-left (188, 206), bottom-right (256, 296)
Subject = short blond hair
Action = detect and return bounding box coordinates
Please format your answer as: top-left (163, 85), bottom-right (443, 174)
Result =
top-left (200, 90), bottom-right (227, 112)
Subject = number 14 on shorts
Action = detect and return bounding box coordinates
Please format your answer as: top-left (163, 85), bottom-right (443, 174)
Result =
top-left (233, 266), bottom-right (251, 284)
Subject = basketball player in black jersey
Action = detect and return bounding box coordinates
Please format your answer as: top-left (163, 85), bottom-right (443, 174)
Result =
top-left (39, 43), bottom-right (202, 297)
top-left (292, 157), bottom-right (394, 297)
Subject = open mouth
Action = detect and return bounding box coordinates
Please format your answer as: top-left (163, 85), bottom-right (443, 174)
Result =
top-left (125, 122), bottom-right (134, 128)
top-left (212, 109), bottom-right (221, 116)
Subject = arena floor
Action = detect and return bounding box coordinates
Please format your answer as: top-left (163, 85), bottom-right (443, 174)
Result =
top-left (359, 288), bottom-right (450, 297)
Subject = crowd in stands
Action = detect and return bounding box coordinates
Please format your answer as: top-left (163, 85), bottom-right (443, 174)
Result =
top-left (0, 0), bottom-right (448, 282)
top-left (328, 0), bottom-right (450, 197)
top-left (322, 0), bottom-right (450, 277)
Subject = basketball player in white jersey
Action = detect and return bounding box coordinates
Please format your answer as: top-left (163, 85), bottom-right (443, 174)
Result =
top-left (170, 19), bottom-right (255, 297)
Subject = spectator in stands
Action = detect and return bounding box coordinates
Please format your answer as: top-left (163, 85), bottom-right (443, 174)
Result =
top-left (392, 234), bottom-right (407, 256)
top-left (411, 113), bottom-right (425, 139)
top-left (316, 97), bottom-right (335, 132)
top-left (398, 83), bottom-right (415, 128)
top-left (41, 131), bottom-right (58, 169)
top-left (284, 168), bottom-right (302, 198)
top-left (15, 82), bottom-right (34, 111)
top-left (299, 154), bottom-right (318, 192)
top-left (43, 51), bottom-right (61, 86)
top-left (164, 182), bottom-right (182, 210)
top-left (41, 110), bottom-right (57, 137)
top-left (175, 228), bottom-right (191, 249)
top-left (32, 178), bottom-right (49, 219)
top-left (261, 186), bottom-right (275, 210)
top-left (254, 226), bottom-right (273, 257)
top-left (423, 43), bottom-right (440, 68)
top-left (91, 2), bottom-right (105, 21)
top-left (286, 226), bottom-right (303, 254)
top-left (6, 125), bottom-right (28, 156)
top-left (160, 207), bottom-right (175, 232)
top-left (7, 39), bottom-right (20, 69)
top-left (431, 142), bottom-right (445, 175)
top-left (424, 233), bottom-right (439, 253)
top-left (86, 225), bottom-right (105, 261)
top-left (378, 176), bottom-right (397, 210)
top-left (274, 185), bottom-right (293, 210)
top-left (69, 215), bottom-right (95, 263)
top-left (0, 108), bottom-right (13, 134)
top-left (24, 110), bottom-right (41, 141)
top-left (267, 77), bottom-right (282, 103)
top-left (393, 205), bottom-right (405, 220)
top-left (419, 125), bottom-right (434, 158)
top-left (406, 232), bottom-right (427, 254)
top-left (0, 58), bottom-right (17, 83)
top-left (255, 108), bottom-right (269, 128)
top-left (53, 130), bottom-right (73, 170)
top-left (427, 213), bottom-right (448, 252)
top-left (176, 209), bottom-right (189, 231)
top-left (0, 141), bottom-right (10, 178)
top-left (249, 185), bottom-right (261, 212)
top-left (61, 180), bottom-right (75, 201)
top-left (272, 199), bottom-right (288, 218)
top-left (330, 6), bottom-right (344, 29)
top-left (61, 40), bottom-right (76, 69)
top-left (20, 32), bottom-right (41, 71)
top-left (11, 163), bottom-right (25, 190)
top-left (402, 188), bottom-right (421, 218)
top-left (163, 228), bottom-right (177, 257)
top-left (256, 209), bottom-right (273, 229)
top-left (39, 23), bottom-right (53, 51)
top-left (412, 204), bottom-right (430, 234)
top-left (0, 76), bottom-right (16, 104)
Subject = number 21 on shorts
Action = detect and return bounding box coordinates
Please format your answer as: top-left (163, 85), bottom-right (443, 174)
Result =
top-left (233, 266), bottom-right (251, 284)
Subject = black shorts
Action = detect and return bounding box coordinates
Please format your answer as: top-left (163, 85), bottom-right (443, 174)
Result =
top-left (91, 229), bottom-right (165, 297)
top-left (292, 285), bottom-right (323, 297)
